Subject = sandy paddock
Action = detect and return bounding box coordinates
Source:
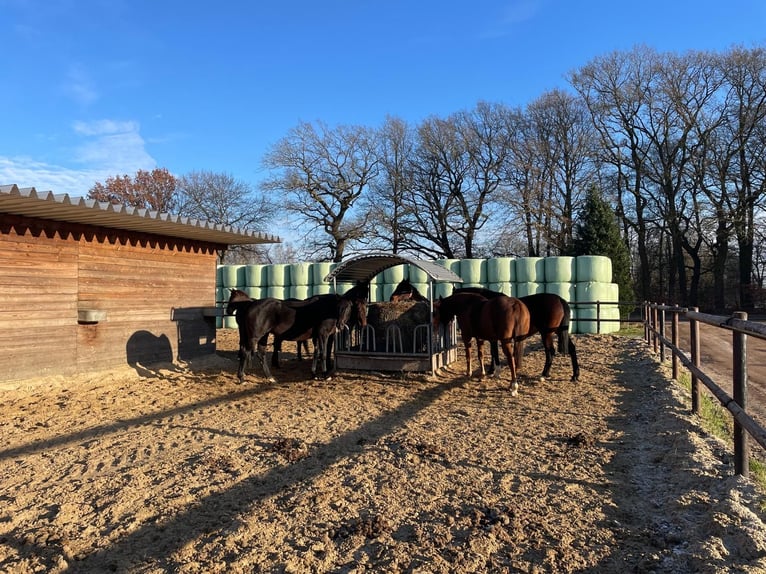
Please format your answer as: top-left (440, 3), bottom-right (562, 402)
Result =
top-left (1, 330), bottom-right (766, 573)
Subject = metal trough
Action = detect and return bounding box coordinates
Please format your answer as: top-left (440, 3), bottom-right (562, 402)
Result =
top-left (324, 252), bottom-right (463, 375)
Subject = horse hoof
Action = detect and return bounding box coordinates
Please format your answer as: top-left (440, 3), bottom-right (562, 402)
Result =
top-left (266, 377), bottom-right (276, 383)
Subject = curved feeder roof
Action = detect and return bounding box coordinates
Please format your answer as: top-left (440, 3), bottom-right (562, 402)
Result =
top-left (324, 252), bottom-right (463, 284)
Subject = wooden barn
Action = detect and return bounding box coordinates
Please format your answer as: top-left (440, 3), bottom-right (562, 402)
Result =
top-left (0, 184), bottom-right (278, 383)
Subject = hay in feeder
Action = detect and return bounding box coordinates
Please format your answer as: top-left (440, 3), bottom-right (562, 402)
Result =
top-left (366, 301), bottom-right (430, 353)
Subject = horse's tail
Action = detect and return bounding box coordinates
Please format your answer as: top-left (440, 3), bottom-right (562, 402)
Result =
top-left (558, 298), bottom-right (571, 354)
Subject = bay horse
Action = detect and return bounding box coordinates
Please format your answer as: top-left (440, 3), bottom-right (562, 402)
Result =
top-left (390, 278), bottom-right (428, 302)
top-left (432, 291), bottom-right (530, 396)
top-left (455, 287), bottom-right (580, 382)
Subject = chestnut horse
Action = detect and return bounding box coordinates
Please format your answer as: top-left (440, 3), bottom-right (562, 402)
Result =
top-left (455, 287), bottom-right (580, 382)
top-left (432, 291), bottom-right (530, 396)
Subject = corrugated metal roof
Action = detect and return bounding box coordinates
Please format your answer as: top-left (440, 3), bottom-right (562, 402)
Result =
top-left (324, 252), bottom-right (463, 284)
top-left (0, 184), bottom-right (280, 245)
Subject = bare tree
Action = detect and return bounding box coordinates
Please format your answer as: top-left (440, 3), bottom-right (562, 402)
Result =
top-left (363, 116), bottom-right (416, 253)
top-left (261, 121), bottom-right (379, 262)
top-left (176, 170), bottom-right (276, 264)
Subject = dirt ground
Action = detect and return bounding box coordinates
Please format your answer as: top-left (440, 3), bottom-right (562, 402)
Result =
top-left (2, 329), bottom-right (766, 573)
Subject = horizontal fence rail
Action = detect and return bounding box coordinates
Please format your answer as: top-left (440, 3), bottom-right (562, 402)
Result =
top-left (644, 302), bottom-right (766, 477)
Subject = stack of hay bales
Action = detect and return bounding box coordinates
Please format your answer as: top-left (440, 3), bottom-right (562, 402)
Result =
top-left (215, 254), bottom-right (621, 333)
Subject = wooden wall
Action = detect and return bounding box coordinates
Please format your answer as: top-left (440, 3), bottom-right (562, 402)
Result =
top-left (0, 214), bottom-right (220, 382)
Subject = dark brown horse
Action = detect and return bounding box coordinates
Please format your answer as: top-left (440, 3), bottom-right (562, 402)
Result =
top-left (225, 291), bottom-right (311, 363)
top-left (390, 278), bottom-right (428, 302)
top-left (432, 291), bottom-right (530, 395)
top-left (455, 287), bottom-right (580, 381)
top-left (226, 283), bottom-right (368, 382)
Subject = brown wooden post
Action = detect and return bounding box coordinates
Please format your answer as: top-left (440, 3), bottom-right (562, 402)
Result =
top-left (643, 302), bottom-right (650, 343)
top-left (659, 305), bottom-right (666, 362)
top-left (671, 309), bottom-right (679, 380)
top-left (652, 305), bottom-right (659, 353)
top-left (690, 307), bottom-right (700, 415)
top-left (733, 311), bottom-right (749, 477)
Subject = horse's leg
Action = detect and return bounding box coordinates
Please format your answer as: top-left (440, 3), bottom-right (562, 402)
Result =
top-left (311, 335), bottom-right (321, 377)
top-left (568, 337), bottom-right (580, 382)
top-left (237, 346), bottom-right (249, 383)
top-left (487, 341), bottom-right (502, 376)
top-left (255, 333), bottom-right (276, 383)
top-left (500, 340), bottom-right (518, 396)
top-left (463, 340), bottom-right (472, 378)
top-left (541, 332), bottom-right (555, 379)
top-left (476, 339), bottom-right (487, 377)
top-left (271, 337), bottom-right (281, 368)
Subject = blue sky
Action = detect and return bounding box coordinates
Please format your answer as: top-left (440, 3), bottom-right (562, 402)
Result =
top-left (2, 0), bottom-right (765, 203)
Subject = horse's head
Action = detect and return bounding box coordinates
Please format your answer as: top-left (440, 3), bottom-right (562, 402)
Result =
top-left (337, 283), bottom-right (369, 330)
top-left (225, 288), bottom-right (252, 315)
top-left (431, 296), bottom-right (444, 329)
top-left (390, 278), bottom-right (413, 302)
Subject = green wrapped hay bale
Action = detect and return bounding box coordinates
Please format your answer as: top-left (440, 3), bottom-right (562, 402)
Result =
top-left (487, 257), bottom-right (515, 283)
top-left (221, 265), bottom-right (245, 288)
top-left (245, 286), bottom-right (264, 300)
top-left (408, 264), bottom-right (429, 284)
top-left (290, 285), bottom-right (311, 300)
top-left (544, 256), bottom-right (576, 283)
top-left (289, 262), bottom-right (311, 286)
top-left (383, 283), bottom-right (397, 301)
top-left (311, 262), bottom-right (333, 285)
top-left (460, 258), bottom-right (487, 284)
top-left (383, 264), bottom-right (408, 284)
top-left (516, 282), bottom-right (544, 297)
top-left (367, 301), bottom-right (431, 353)
top-left (223, 315), bottom-right (238, 329)
top-left (544, 282), bottom-right (575, 301)
top-left (266, 285), bottom-right (288, 299)
top-left (461, 283), bottom-right (486, 290)
top-left (369, 282), bottom-right (385, 302)
top-left (436, 259), bottom-right (461, 276)
top-left (411, 282), bottom-right (430, 300)
top-left (335, 282), bottom-right (356, 295)
top-left (216, 266), bottom-right (223, 289)
top-left (574, 282), bottom-right (613, 334)
top-left (434, 282), bottom-right (454, 299)
top-left (515, 257), bottom-right (545, 283)
top-left (312, 283), bottom-right (332, 296)
top-left (267, 264), bottom-right (290, 287)
top-left (245, 264), bottom-right (266, 287)
top-left (576, 255), bottom-right (613, 283)
top-left (488, 282), bottom-right (514, 296)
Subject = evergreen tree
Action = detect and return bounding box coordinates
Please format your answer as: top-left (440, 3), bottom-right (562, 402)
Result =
top-left (573, 186), bottom-right (635, 313)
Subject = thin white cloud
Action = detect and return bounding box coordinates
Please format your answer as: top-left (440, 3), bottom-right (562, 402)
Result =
top-left (480, 0), bottom-right (543, 39)
top-left (0, 119), bottom-right (156, 197)
top-left (72, 119), bottom-right (155, 171)
top-left (62, 63), bottom-right (99, 106)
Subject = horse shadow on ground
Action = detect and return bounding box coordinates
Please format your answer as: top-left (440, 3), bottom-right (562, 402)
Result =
top-left (125, 330), bottom-right (181, 377)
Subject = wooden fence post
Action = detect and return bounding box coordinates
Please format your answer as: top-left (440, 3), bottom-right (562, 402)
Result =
top-left (671, 309), bottom-right (679, 380)
top-left (733, 310), bottom-right (749, 477)
top-left (690, 307), bottom-right (700, 415)
top-left (652, 305), bottom-right (659, 354)
top-left (643, 302), bottom-right (649, 343)
top-left (659, 305), bottom-right (666, 362)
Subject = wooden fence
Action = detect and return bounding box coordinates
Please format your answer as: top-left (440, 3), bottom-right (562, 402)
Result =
top-left (643, 302), bottom-right (766, 478)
